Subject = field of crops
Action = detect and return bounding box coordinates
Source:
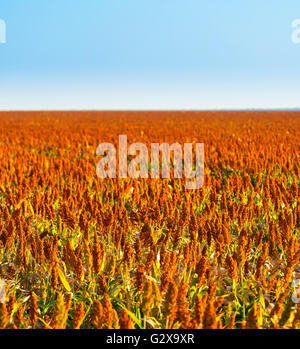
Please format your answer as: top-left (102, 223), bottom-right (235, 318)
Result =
top-left (0, 111), bottom-right (299, 329)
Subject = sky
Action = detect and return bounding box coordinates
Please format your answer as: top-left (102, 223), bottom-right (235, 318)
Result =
top-left (0, 0), bottom-right (300, 110)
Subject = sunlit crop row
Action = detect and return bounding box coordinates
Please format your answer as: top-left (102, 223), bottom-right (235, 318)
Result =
top-left (0, 111), bottom-right (299, 329)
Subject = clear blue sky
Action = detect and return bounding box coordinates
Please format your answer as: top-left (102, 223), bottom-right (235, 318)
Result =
top-left (0, 0), bottom-right (300, 110)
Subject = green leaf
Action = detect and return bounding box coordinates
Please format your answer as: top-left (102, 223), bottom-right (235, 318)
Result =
top-left (57, 265), bottom-right (71, 292)
top-left (119, 305), bottom-right (142, 328)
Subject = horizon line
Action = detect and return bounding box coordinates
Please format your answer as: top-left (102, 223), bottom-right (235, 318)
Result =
top-left (1, 108), bottom-right (300, 112)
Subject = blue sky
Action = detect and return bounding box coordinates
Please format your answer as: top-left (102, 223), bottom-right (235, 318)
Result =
top-left (0, 0), bottom-right (300, 110)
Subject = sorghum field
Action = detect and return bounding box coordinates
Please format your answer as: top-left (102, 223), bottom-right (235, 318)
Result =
top-left (0, 111), bottom-right (299, 329)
